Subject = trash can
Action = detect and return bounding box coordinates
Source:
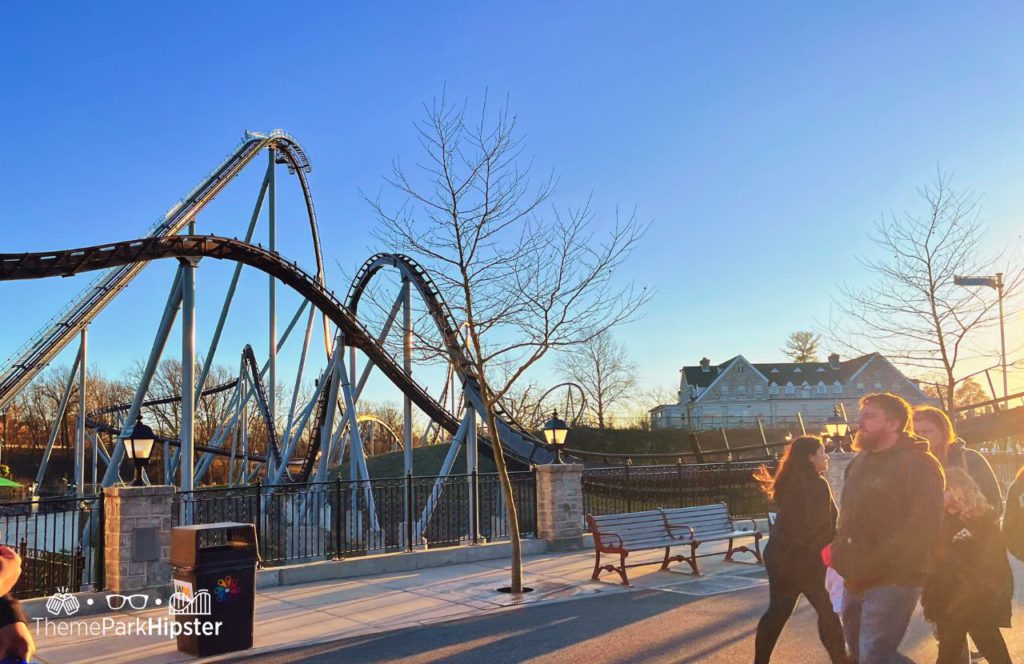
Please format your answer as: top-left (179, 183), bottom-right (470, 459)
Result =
top-left (170, 522), bottom-right (259, 657)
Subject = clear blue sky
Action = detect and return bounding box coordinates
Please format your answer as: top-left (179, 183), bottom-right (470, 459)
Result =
top-left (2, 2), bottom-right (1023, 409)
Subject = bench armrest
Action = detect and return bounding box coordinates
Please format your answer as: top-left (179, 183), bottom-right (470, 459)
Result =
top-left (666, 523), bottom-right (696, 541)
top-left (731, 517), bottom-right (760, 533)
top-left (595, 532), bottom-right (624, 550)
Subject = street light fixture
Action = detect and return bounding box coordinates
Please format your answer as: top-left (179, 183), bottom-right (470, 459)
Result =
top-left (824, 406), bottom-right (850, 452)
top-left (954, 273), bottom-right (1007, 403)
top-left (542, 410), bottom-right (569, 464)
top-left (122, 414), bottom-right (155, 487)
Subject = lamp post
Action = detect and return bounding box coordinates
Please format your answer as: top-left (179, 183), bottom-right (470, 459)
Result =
top-left (824, 405), bottom-right (850, 453)
top-left (954, 273), bottom-right (1007, 402)
top-left (542, 410), bottom-right (569, 464)
top-left (122, 414), bottom-right (155, 487)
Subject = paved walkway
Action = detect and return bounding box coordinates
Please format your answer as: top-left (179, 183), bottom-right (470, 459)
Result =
top-left (33, 542), bottom-right (765, 663)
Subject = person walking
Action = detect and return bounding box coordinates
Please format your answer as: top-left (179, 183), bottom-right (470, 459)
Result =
top-left (831, 393), bottom-right (945, 664)
top-left (921, 468), bottom-right (1013, 664)
top-left (753, 435), bottom-right (849, 664)
top-left (913, 404), bottom-right (1003, 663)
top-left (913, 405), bottom-right (1001, 511)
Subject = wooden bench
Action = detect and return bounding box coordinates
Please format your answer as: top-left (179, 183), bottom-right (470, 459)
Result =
top-left (586, 509), bottom-right (697, 586)
top-left (661, 503), bottom-right (763, 574)
top-left (587, 504), bottom-right (764, 585)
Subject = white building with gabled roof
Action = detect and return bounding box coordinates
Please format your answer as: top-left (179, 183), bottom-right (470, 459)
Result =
top-left (650, 352), bottom-right (937, 430)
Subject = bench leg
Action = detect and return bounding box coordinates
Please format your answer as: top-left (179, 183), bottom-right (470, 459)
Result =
top-left (725, 537), bottom-right (736, 561)
top-left (660, 547), bottom-right (672, 570)
top-left (753, 534), bottom-right (764, 563)
top-left (592, 551), bottom-right (603, 581)
top-left (689, 542), bottom-right (701, 575)
top-left (615, 553), bottom-right (630, 586)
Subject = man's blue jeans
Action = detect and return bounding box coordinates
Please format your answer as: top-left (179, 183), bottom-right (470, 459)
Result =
top-left (842, 585), bottom-right (920, 664)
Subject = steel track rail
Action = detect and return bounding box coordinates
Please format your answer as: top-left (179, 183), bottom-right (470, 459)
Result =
top-left (0, 131), bottom-right (327, 411)
top-left (0, 235), bottom-right (551, 468)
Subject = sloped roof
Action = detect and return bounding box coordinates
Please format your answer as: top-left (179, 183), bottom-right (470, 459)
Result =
top-left (682, 356), bottom-right (740, 388)
top-left (682, 353), bottom-right (881, 387)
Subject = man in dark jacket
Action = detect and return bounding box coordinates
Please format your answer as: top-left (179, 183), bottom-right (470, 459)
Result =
top-left (831, 393), bottom-right (945, 664)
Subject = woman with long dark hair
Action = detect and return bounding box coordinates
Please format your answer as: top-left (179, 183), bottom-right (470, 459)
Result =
top-left (753, 435), bottom-right (848, 664)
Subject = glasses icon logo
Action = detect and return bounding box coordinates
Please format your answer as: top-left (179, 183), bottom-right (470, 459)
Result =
top-left (106, 594), bottom-right (149, 611)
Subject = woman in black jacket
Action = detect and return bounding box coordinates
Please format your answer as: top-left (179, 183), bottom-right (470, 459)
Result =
top-left (921, 467), bottom-right (1013, 664)
top-left (753, 435), bottom-right (848, 664)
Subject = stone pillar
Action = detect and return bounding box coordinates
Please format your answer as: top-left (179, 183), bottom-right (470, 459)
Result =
top-left (104, 485), bottom-right (174, 593)
top-left (825, 452), bottom-right (856, 502)
top-left (535, 464), bottom-right (584, 551)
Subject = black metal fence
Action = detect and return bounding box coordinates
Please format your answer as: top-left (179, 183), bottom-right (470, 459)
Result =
top-left (582, 461), bottom-right (775, 522)
top-left (173, 470), bottom-right (537, 567)
top-left (980, 451), bottom-right (1024, 493)
top-left (0, 494), bottom-right (103, 599)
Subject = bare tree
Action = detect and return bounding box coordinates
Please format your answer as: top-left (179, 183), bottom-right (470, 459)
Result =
top-left (782, 331), bottom-right (822, 362)
top-left (556, 330), bottom-right (637, 428)
top-left (831, 171), bottom-right (1022, 409)
top-left (367, 93), bottom-right (649, 592)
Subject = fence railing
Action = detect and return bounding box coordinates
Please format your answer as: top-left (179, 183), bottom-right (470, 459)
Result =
top-left (173, 471), bottom-right (537, 567)
top-left (980, 451), bottom-right (1024, 493)
top-left (0, 494), bottom-right (103, 599)
top-left (582, 461), bottom-right (775, 523)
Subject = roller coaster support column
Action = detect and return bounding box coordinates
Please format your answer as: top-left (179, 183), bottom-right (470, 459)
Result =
top-left (180, 256), bottom-right (198, 493)
top-left (466, 399), bottom-right (478, 543)
top-left (338, 349), bottom-right (380, 531)
top-left (75, 327), bottom-right (87, 494)
top-left (402, 279), bottom-right (413, 476)
top-left (36, 346), bottom-right (82, 491)
top-left (268, 148), bottom-right (277, 482)
top-left (102, 268), bottom-right (184, 487)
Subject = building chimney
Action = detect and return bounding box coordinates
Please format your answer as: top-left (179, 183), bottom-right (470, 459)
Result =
top-left (828, 352), bottom-right (840, 369)
top-left (700, 357), bottom-right (711, 373)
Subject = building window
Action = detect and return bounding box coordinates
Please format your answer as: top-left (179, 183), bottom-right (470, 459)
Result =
top-left (875, 382), bottom-right (883, 390)
top-left (833, 382), bottom-right (842, 394)
top-left (794, 367), bottom-right (802, 373)
top-left (720, 386), bottom-right (730, 398)
top-left (770, 367), bottom-right (779, 374)
top-left (801, 382), bottom-right (811, 398)
top-left (816, 382), bottom-right (827, 394)
top-left (769, 383), bottom-right (780, 396)
top-left (785, 382), bottom-right (796, 395)
top-left (754, 384), bottom-right (764, 396)
top-left (857, 383), bottom-right (865, 393)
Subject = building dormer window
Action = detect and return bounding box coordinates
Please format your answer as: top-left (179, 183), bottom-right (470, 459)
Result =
top-left (801, 382), bottom-right (811, 397)
top-left (833, 382), bottom-right (842, 394)
top-left (769, 383), bottom-right (779, 395)
top-left (816, 367), bottom-right (825, 373)
top-left (770, 368), bottom-right (779, 374)
top-left (816, 382), bottom-right (827, 394)
top-left (793, 367), bottom-right (802, 373)
top-left (785, 382), bottom-right (795, 395)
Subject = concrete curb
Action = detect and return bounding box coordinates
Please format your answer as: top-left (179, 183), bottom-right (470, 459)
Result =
top-left (256, 538), bottom-right (550, 588)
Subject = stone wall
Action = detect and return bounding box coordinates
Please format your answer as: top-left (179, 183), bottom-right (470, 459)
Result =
top-left (103, 485), bottom-right (173, 593)
top-left (534, 464), bottom-right (584, 551)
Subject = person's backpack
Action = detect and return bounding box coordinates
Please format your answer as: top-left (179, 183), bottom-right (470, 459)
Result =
top-left (1002, 472), bottom-right (1024, 562)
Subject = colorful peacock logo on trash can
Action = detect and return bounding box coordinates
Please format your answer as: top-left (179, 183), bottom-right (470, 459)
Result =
top-left (214, 575), bottom-right (240, 604)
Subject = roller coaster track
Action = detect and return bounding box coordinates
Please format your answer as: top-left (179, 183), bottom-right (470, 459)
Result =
top-left (346, 254), bottom-right (551, 464)
top-left (0, 130), bottom-right (326, 412)
top-left (0, 235), bottom-right (553, 469)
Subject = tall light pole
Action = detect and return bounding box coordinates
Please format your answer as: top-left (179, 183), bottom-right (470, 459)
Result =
top-left (954, 273), bottom-right (1007, 403)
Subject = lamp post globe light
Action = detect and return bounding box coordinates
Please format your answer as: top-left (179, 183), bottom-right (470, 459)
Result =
top-left (542, 410), bottom-right (569, 464)
top-left (824, 405), bottom-right (850, 452)
top-left (122, 414), bottom-right (156, 487)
